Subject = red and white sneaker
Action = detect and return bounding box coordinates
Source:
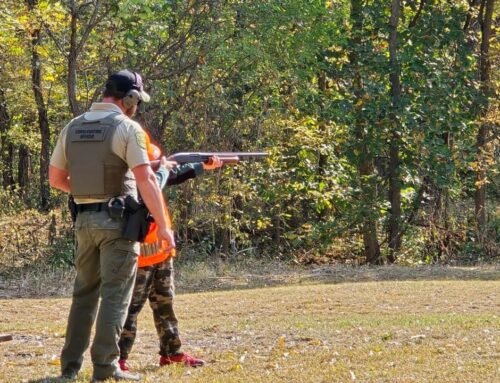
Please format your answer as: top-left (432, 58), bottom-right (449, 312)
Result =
top-left (160, 352), bottom-right (205, 367)
top-left (118, 358), bottom-right (130, 371)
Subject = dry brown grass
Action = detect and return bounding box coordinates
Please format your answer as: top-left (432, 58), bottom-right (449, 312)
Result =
top-left (0, 265), bottom-right (499, 383)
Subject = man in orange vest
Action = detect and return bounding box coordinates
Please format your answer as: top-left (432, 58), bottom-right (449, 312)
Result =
top-left (118, 138), bottom-right (222, 370)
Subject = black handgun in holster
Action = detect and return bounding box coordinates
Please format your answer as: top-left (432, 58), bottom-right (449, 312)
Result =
top-left (122, 195), bottom-right (154, 242)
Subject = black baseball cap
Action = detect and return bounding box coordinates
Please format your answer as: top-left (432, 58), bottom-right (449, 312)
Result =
top-left (105, 70), bottom-right (151, 102)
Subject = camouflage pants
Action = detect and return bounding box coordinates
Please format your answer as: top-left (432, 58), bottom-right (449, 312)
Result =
top-left (118, 257), bottom-right (181, 359)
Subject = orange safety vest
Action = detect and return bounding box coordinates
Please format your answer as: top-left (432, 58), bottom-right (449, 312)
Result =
top-left (138, 134), bottom-right (176, 267)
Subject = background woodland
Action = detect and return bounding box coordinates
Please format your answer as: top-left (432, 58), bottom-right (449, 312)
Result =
top-left (0, 0), bottom-right (498, 268)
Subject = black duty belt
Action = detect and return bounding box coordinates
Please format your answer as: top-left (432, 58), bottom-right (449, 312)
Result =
top-left (76, 202), bottom-right (108, 213)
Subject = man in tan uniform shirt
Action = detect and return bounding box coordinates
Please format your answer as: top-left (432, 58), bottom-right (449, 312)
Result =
top-left (49, 70), bottom-right (175, 382)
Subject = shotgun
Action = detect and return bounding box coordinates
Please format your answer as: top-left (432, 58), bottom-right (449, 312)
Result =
top-left (167, 152), bottom-right (268, 165)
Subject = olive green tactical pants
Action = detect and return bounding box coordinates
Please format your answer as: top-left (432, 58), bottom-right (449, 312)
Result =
top-left (60, 210), bottom-right (139, 380)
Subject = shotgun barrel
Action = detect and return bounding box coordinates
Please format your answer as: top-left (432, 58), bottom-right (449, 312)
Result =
top-left (167, 152), bottom-right (268, 165)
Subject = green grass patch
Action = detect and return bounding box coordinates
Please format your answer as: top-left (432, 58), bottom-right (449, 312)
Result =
top-left (0, 277), bottom-right (498, 382)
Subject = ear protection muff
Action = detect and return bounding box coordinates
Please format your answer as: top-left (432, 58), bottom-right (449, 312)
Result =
top-left (122, 89), bottom-right (141, 109)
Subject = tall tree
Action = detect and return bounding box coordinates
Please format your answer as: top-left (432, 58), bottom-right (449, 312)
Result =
top-left (27, 0), bottom-right (50, 209)
top-left (387, 0), bottom-right (402, 262)
top-left (349, 0), bottom-right (380, 264)
top-left (474, 0), bottom-right (495, 241)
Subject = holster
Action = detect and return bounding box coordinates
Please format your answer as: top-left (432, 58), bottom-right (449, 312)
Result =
top-left (122, 195), bottom-right (154, 242)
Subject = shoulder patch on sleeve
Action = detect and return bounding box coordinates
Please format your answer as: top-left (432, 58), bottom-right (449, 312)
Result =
top-left (135, 130), bottom-right (147, 149)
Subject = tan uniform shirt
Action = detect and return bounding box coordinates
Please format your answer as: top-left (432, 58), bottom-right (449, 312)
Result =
top-left (50, 103), bottom-right (150, 203)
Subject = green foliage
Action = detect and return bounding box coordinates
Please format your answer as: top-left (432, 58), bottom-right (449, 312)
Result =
top-left (0, 0), bottom-right (497, 265)
top-left (47, 235), bottom-right (74, 267)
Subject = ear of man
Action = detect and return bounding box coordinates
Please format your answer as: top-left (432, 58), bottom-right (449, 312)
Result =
top-left (122, 89), bottom-right (141, 109)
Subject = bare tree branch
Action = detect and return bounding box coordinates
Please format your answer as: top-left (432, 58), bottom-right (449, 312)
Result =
top-left (409, 0), bottom-right (426, 28)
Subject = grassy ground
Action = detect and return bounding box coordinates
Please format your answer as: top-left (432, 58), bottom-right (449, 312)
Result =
top-left (0, 265), bottom-right (499, 383)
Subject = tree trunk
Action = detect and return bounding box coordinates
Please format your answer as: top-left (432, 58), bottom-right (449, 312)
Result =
top-left (358, 161), bottom-right (381, 264)
top-left (28, 0), bottom-right (50, 210)
top-left (66, 0), bottom-right (102, 116)
top-left (18, 144), bottom-right (31, 202)
top-left (474, 0), bottom-right (494, 241)
top-left (387, 0), bottom-right (402, 263)
top-left (0, 88), bottom-right (14, 188)
top-left (349, 0), bottom-right (380, 264)
top-left (317, 71), bottom-right (330, 219)
top-left (31, 32), bottom-right (51, 210)
top-left (67, 0), bottom-right (82, 117)
top-left (317, 71), bottom-right (328, 178)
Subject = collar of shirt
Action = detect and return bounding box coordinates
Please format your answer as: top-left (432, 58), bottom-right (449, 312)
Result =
top-left (84, 102), bottom-right (123, 121)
